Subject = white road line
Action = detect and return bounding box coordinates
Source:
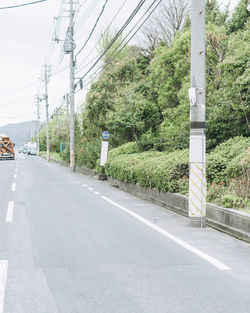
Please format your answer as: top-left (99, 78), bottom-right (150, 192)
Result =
top-left (88, 187), bottom-right (93, 191)
top-left (94, 191), bottom-right (101, 195)
top-left (14, 168), bottom-right (17, 173)
top-left (45, 163), bottom-right (52, 167)
top-left (0, 260), bottom-right (8, 313)
top-left (102, 196), bottom-right (231, 271)
top-left (83, 184), bottom-right (88, 187)
top-left (6, 201), bottom-right (14, 223)
top-left (11, 182), bottom-right (16, 192)
top-left (14, 173), bottom-right (17, 179)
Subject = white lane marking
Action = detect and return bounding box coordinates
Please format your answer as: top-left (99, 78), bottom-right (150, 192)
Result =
top-left (6, 201), bottom-right (14, 223)
top-left (94, 191), bottom-right (101, 195)
top-left (83, 184), bottom-right (88, 187)
top-left (102, 196), bottom-right (231, 271)
top-left (11, 183), bottom-right (16, 192)
top-left (14, 173), bottom-right (17, 179)
top-left (14, 168), bottom-right (17, 173)
top-left (45, 163), bottom-right (52, 167)
top-left (0, 260), bottom-right (8, 313)
top-left (88, 187), bottom-right (93, 191)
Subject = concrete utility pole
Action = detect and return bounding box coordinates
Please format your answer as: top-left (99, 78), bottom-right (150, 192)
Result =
top-left (35, 94), bottom-right (40, 155)
top-left (188, 0), bottom-right (206, 227)
top-left (42, 63), bottom-right (51, 162)
top-left (64, 0), bottom-right (76, 171)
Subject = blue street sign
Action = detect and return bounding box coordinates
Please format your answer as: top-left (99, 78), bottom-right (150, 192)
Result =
top-left (102, 131), bottom-right (109, 140)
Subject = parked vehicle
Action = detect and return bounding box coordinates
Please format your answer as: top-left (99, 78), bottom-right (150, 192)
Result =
top-left (23, 144), bottom-right (28, 154)
top-left (29, 145), bottom-right (37, 155)
top-left (0, 135), bottom-right (15, 160)
top-left (26, 142), bottom-right (37, 155)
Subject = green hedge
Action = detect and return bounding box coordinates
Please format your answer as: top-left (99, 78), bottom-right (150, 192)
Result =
top-left (105, 149), bottom-right (189, 193)
top-left (206, 136), bottom-right (250, 184)
top-left (104, 137), bottom-right (250, 206)
top-left (109, 142), bottom-right (139, 158)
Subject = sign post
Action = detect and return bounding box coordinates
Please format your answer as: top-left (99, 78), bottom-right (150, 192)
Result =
top-left (99, 131), bottom-right (109, 180)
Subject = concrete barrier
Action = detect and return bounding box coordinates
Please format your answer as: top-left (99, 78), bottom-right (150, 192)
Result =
top-left (42, 156), bottom-right (250, 243)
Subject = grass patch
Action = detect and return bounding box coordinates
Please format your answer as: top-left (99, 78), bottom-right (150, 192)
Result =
top-left (39, 151), bottom-right (62, 160)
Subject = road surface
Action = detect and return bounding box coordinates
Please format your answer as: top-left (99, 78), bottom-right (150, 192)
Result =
top-left (0, 154), bottom-right (250, 313)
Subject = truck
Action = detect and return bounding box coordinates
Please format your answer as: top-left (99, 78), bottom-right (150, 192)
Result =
top-left (26, 142), bottom-right (37, 155)
top-left (0, 135), bottom-right (15, 160)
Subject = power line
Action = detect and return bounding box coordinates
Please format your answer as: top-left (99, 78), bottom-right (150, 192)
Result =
top-left (0, 81), bottom-right (39, 95)
top-left (76, 0), bottom-right (109, 57)
top-left (76, 0), bottom-right (162, 91)
top-left (47, 0), bottom-right (65, 64)
top-left (0, 0), bottom-right (47, 10)
top-left (75, 0), bottom-right (101, 30)
top-left (75, 0), bottom-right (146, 87)
top-left (75, 0), bottom-right (127, 74)
top-left (78, 0), bottom-right (160, 79)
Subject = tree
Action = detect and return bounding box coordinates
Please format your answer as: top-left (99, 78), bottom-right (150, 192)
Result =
top-left (206, 21), bottom-right (250, 149)
top-left (227, 0), bottom-right (249, 33)
top-left (206, 0), bottom-right (229, 26)
top-left (139, 0), bottom-right (189, 53)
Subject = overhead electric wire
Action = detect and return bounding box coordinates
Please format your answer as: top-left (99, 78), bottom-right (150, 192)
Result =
top-left (76, 0), bottom-right (159, 77)
top-left (47, 0), bottom-right (64, 64)
top-left (75, 0), bottom-right (163, 92)
top-left (75, 0), bottom-right (146, 87)
top-left (75, 0), bottom-right (101, 30)
top-left (0, 0), bottom-right (47, 10)
top-left (75, 0), bottom-right (127, 74)
top-left (0, 81), bottom-right (39, 95)
top-left (76, 0), bottom-right (109, 57)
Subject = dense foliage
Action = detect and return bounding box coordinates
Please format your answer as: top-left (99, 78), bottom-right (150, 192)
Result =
top-left (106, 137), bottom-right (250, 210)
top-left (39, 0), bottom-right (249, 210)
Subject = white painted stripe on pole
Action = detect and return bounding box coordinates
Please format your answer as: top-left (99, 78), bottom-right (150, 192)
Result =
top-left (6, 201), bottom-right (14, 223)
top-left (94, 191), bottom-right (101, 195)
top-left (102, 196), bottom-right (230, 271)
top-left (88, 187), bottom-right (93, 191)
top-left (0, 260), bottom-right (8, 313)
top-left (11, 183), bottom-right (16, 192)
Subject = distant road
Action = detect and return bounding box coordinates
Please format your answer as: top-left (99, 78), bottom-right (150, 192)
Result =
top-left (0, 154), bottom-right (249, 313)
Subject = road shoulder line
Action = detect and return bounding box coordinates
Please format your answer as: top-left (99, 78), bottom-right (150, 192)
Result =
top-left (102, 195), bottom-right (231, 271)
top-left (0, 260), bottom-right (8, 313)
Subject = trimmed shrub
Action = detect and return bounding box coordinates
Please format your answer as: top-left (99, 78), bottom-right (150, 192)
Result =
top-left (207, 136), bottom-right (250, 184)
top-left (109, 142), bottom-right (138, 158)
top-left (105, 149), bottom-right (189, 193)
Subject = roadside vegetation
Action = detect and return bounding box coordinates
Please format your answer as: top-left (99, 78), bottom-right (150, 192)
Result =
top-left (39, 0), bottom-right (249, 211)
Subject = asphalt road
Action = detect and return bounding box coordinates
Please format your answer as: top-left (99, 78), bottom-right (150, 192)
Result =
top-left (0, 153), bottom-right (250, 313)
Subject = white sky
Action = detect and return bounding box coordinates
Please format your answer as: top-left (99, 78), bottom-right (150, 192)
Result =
top-left (0, 0), bottom-right (240, 127)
